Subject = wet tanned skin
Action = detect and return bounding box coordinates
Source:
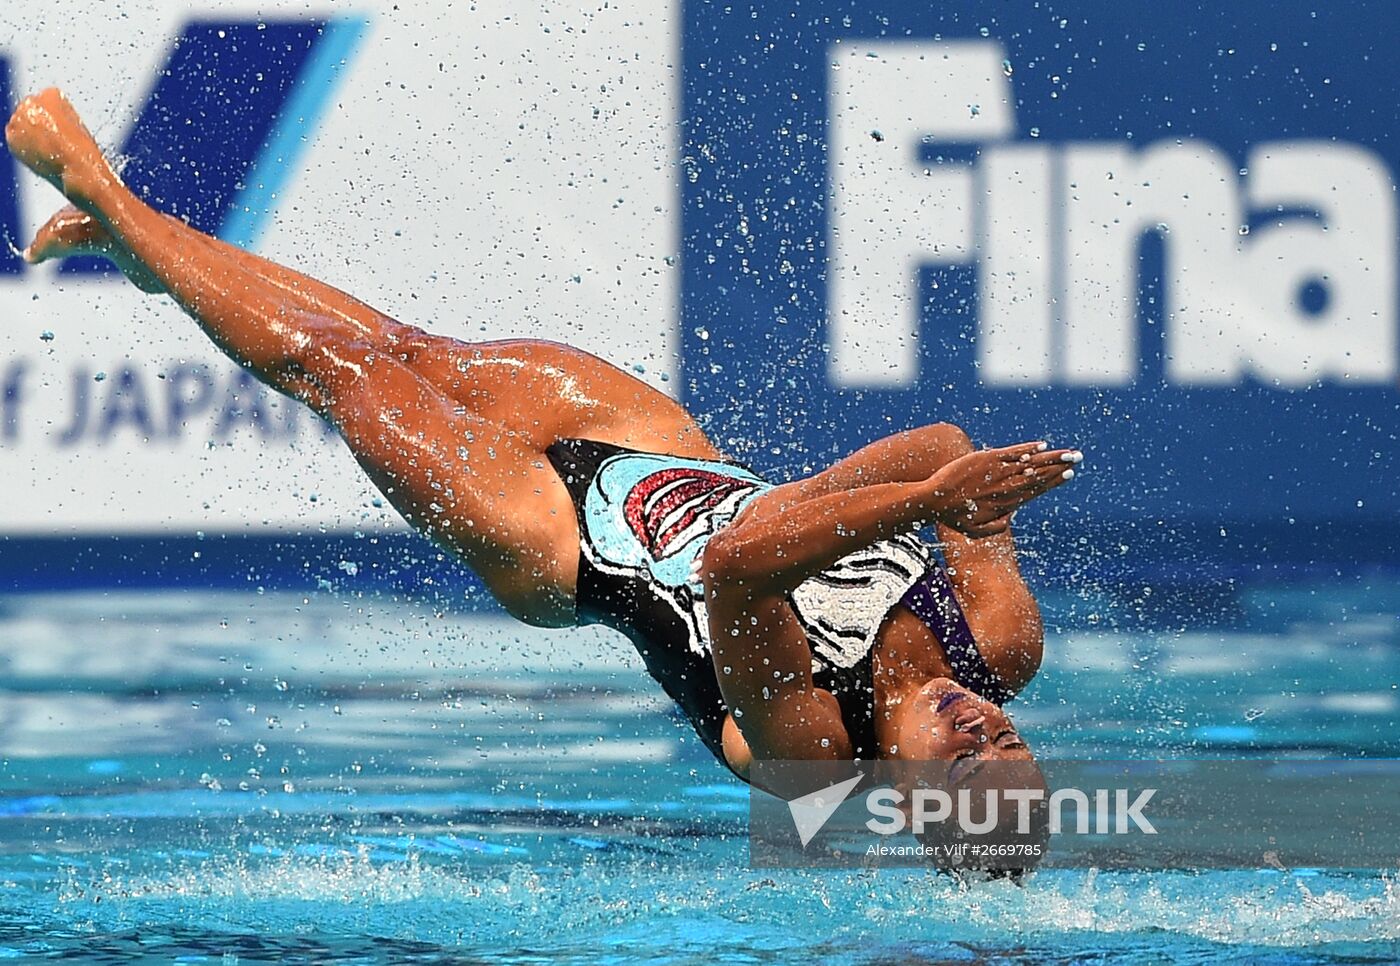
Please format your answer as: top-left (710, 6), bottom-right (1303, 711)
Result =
top-left (6, 88), bottom-right (1078, 777)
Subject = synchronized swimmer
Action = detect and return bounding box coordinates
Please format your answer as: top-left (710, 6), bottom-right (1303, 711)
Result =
top-left (6, 89), bottom-right (1080, 789)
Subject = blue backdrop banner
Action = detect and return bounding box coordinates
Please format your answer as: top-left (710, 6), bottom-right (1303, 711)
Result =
top-left (680, 1), bottom-right (1400, 549)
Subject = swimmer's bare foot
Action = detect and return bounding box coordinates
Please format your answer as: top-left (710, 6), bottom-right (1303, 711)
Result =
top-left (5, 88), bottom-right (118, 206)
top-left (26, 204), bottom-right (165, 293)
top-left (25, 205), bottom-right (105, 262)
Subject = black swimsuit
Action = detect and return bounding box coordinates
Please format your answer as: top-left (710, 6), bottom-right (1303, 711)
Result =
top-left (545, 438), bottom-right (1014, 766)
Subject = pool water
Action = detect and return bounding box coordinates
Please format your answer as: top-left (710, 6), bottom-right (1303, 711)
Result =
top-left (1, 578), bottom-right (1398, 963)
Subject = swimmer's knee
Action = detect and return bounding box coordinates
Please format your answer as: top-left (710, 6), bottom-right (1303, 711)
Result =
top-left (479, 557), bottom-right (576, 628)
top-left (386, 327), bottom-right (440, 362)
top-left (464, 511), bottom-right (581, 628)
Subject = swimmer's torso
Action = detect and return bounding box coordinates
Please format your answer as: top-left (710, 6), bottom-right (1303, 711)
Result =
top-left (545, 437), bottom-right (932, 762)
top-left (391, 336), bottom-right (936, 758)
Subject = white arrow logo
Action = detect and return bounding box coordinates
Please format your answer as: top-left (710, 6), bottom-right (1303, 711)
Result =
top-left (786, 773), bottom-right (864, 846)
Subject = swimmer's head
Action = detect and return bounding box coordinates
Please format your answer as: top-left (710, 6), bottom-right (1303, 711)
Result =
top-left (904, 677), bottom-right (1032, 765)
top-left (897, 677), bottom-right (1050, 875)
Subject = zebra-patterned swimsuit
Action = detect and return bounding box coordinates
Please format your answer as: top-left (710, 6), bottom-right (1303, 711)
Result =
top-left (544, 438), bottom-right (1013, 766)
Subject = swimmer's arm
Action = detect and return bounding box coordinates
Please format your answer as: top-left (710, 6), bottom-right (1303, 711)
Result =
top-left (705, 579), bottom-right (856, 777)
top-left (731, 422), bottom-right (981, 532)
top-left (706, 480), bottom-right (936, 595)
top-left (701, 442), bottom-right (1073, 596)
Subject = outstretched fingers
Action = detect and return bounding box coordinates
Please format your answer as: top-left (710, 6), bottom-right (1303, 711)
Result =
top-left (977, 447), bottom-right (1083, 516)
top-left (977, 448), bottom-right (1079, 487)
top-left (993, 461), bottom-right (1078, 511)
top-left (958, 468), bottom-right (1078, 538)
top-left (989, 441), bottom-right (1050, 463)
top-left (980, 443), bottom-right (1081, 481)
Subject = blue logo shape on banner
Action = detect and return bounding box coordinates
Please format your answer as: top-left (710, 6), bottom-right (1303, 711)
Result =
top-left (51, 17), bottom-right (366, 274)
top-left (0, 58), bottom-right (23, 276)
top-left (680, 0), bottom-right (1400, 536)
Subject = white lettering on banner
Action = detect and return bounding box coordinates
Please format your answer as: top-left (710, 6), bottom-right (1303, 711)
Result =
top-left (827, 41), bottom-right (1398, 388)
top-left (828, 42), bottom-right (1013, 386)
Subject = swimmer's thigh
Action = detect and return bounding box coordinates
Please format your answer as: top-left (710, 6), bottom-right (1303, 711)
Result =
top-left (313, 346), bottom-right (580, 624)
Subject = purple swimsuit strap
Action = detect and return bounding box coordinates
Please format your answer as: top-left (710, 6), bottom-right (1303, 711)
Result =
top-left (899, 562), bottom-right (1017, 707)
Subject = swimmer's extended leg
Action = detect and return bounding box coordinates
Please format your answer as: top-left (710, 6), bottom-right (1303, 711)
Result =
top-left (5, 92), bottom-right (413, 379)
top-left (24, 204), bottom-right (417, 351)
top-left (6, 89), bottom-right (579, 623)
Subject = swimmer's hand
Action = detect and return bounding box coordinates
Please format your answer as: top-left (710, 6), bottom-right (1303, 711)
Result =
top-left (925, 441), bottom-right (1081, 538)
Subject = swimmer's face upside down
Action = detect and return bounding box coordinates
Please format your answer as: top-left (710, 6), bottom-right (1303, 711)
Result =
top-left (6, 89), bottom-right (1080, 796)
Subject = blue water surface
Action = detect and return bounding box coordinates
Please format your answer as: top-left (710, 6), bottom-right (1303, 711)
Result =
top-left (0, 574), bottom-right (1397, 963)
